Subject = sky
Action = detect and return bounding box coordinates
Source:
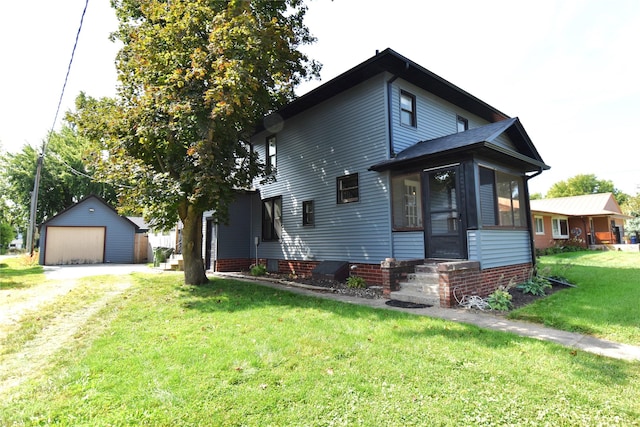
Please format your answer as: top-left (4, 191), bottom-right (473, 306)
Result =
top-left (1, 0), bottom-right (639, 196)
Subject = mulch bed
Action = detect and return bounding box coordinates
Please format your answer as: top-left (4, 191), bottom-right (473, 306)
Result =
top-left (508, 280), bottom-right (573, 310)
top-left (249, 272), bottom-right (574, 309)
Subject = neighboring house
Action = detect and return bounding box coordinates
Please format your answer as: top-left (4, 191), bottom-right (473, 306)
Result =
top-left (530, 193), bottom-right (632, 250)
top-left (8, 233), bottom-right (23, 252)
top-left (39, 195), bottom-right (140, 265)
top-left (205, 48), bottom-right (549, 306)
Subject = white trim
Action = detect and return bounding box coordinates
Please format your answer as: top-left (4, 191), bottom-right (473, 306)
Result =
top-left (551, 216), bottom-right (569, 239)
top-left (534, 215), bottom-right (545, 235)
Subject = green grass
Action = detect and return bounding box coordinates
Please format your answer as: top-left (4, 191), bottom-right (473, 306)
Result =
top-left (1, 272), bottom-right (639, 426)
top-left (510, 251), bottom-right (640, 345)
top-left (0, 275), bottom-right (127, 356)
top-left (0, 256), bottom-right (43, 290)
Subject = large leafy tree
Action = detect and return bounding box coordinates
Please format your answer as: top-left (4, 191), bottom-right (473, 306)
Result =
top-left (69, 0), bottom-right (319, 285)
top-left (546, 174), bottom-right (628, 205)
top-left (2, 128), bottom-right (118, 229)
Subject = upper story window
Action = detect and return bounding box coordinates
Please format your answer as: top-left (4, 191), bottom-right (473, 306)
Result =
top-left (391, 172), bottom-right (423, 230)
top-left (552, 217), bottom-right (569, 239)
top-left (456, 115), bottom-right (469, 132)
top-left (535, 216), bottom-right (545, 235)
top-left (262, 196), bottom-right (282, 241)
top-left (266, 135), bottom-right (277, 172)
top-left (302, 200), bottom-right (314, 226)
top-left (400, 91), bottom-right (416, 127)
top-left (479, 166), bottom-right (525, 228)
top-left (337, 174), bottom-right (359, 204)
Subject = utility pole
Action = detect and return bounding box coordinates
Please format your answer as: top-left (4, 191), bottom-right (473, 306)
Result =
top-left (26, 153), bottom-right (44, 256)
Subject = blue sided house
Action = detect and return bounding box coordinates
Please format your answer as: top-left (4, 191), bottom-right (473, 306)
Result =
top-left (205, 49), bottom-right (549, 307)
top-left (39, 195), bottom-right (139, 265)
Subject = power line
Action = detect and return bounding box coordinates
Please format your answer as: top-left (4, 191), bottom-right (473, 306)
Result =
top-left (46, 0), bottom-right (90, 155)
top-left (26, 0), bottom-right (90, 255)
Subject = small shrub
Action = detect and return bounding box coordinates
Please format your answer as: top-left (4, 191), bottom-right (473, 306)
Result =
top-left (516, 276), bottom-right (551, 296)
top-left (346, 275), bottom-right (366, 289)
top-left (487, 287), bottom-right (512, 311)
top-left (250, 264), bottom-right (267, 276)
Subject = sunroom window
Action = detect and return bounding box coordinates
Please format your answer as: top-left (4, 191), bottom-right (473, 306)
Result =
top-left (479, 167), bottom-right (525, 228)
top-left (391, 172), bottom-right (423, 229)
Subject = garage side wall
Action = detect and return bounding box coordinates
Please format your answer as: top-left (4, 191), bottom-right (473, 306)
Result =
top-left (39, 197), bottom-right (136, 265)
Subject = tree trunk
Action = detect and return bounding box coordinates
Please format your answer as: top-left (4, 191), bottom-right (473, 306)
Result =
top-left (180, 201), bottom-right (209, 285)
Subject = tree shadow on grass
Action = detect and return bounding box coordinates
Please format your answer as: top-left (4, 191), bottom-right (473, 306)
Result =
top-left (178, 276), bottom-right (639, 389)
top-left (178, 277), bottom-right (387, 320)
top-left (0, 262), bottom-right (44, 290)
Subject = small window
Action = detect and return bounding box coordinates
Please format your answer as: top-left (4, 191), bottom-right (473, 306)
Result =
top-left (337, 174), bottom-right (359, 204)
top-left (552, 217), bottom-right (569, 239)
top-left (262, 196), bottom-right (282, 241)
top-left (391, 172), bottom-right (423, 230)
top-left (302, 200), bottom-right (314, 226)
top-left (266, 135), bottom-right (276, 172)
top-left (400, 91), bottom-right (416, 127)
top-left (535, 216), bottom-right (545, 235)
top-left (456, 115), bottom-right (468, 132)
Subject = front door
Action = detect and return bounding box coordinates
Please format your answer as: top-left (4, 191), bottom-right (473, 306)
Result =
top-left (424, 166), bottom-right (465, 259)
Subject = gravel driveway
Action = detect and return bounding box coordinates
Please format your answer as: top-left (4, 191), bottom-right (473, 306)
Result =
top-left (43, 263), bottom-right (156, 280)
top-left (1, 262), bottom-right (159, 395)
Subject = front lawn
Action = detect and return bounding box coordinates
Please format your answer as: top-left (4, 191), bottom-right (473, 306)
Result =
top-left (510, 251), bottom-right (640, 345)
top-left (1, 271), bottom-right (639, 425)
top-left (0, 256), bottom-right (43, 290)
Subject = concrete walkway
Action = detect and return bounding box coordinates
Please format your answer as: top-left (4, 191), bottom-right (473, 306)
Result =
top-left (215, 272), bottom-right (640, 362)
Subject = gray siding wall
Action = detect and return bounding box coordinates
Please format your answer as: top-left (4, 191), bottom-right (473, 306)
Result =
top-left (252, 75), bottom-right (392, 263)
top-left (39, 197), bottom-right (136, 264)
top-left (467, 229), bottom-right (531, 268)
top-left (202, 194), bottom-right (258, 265)
top-left (392, 231), bottom-right (424, 260)
top-left (217, 194), bottom-right (253, 259)
top-left (391, 79), bottom-right (491, 153)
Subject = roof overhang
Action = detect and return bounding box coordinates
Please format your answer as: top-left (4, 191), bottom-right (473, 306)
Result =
top-left (531, 209), bottom-right (633, 220)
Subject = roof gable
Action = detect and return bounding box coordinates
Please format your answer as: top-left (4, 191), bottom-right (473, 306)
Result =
top-left (370, 117), bottom-right (549, 172)
top-left (258, 48), bottom-right (510, 133)
top-left (530, 193), bottom-right (629, 217)
top-left (40, 195), bottom-right (139, 229)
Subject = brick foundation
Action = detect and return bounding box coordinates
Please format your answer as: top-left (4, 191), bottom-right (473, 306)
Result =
top-left (214, 257), bottom-right (383, 285)
top-left (278, 259), bottom-right (320, 278)
top-left (215, 256), bottom-right (532, 303)
top-left (214, 258), bottom-right (253, 272)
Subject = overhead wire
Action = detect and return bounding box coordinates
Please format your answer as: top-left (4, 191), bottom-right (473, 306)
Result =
top-left (44, 0), bottom-right (90, 158)
top-left (43, 1), bottom-right (133, 189)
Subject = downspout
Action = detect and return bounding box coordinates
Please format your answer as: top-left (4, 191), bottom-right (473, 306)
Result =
top-left (385, 74), bottom-right (399, 259)
top-left (524, 168), bottom-right (544, 269)
top-left (386, 74), bottom-right (399, 158)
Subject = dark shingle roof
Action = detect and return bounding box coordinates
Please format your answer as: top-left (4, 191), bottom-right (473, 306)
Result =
top-left (369, 117), bottom-right (549, 172)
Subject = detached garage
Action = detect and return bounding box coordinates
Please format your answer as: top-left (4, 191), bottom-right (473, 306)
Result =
top-left (39, 195), bottom-right (139, 265)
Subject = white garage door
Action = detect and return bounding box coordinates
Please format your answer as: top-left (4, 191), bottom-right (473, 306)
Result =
top-left (45, 226), bottom-right (106, 265)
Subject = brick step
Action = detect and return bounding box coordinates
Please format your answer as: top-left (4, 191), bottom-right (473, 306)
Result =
top-left (389, 289), bottom-right (440, 306)
top-left (397, 281), bottom-right (439, 297)
top-left (415, 264), bottom-right (439, 274)
top-left (406, 271), bottom-right (439, 285)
